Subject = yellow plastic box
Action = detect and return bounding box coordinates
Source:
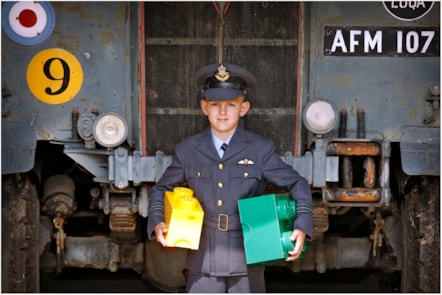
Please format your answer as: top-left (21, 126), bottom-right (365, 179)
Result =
top-left (164, 187), bottom-right (204, 250)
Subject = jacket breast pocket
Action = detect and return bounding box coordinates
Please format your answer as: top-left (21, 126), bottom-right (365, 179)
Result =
top-left (185, 165), bottom-right (213, 202)
top-left (228, 166), bottom-right (262, 201)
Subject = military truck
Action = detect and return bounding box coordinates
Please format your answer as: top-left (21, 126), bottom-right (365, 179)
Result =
top-left (2, 2), bottom-right (439, 292)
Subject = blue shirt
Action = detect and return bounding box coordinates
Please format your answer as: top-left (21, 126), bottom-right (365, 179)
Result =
top-left (211, 129), bottom-right (233, 158)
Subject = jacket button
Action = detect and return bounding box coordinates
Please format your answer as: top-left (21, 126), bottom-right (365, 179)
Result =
top-left (243, 172), bottom-right (249, 178)
top-left (218, 163), bottom-right (224, 170)
top-left (196, 171), bottom-right (201, 177)
top-left (218, 182), bottom-right (223, 188)
top-left (217, 200), bottom-right (223, 206)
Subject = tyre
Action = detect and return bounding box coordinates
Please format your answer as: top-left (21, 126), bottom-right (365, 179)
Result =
top-left (142, 239), bottom-right (187, 292)
top-left (1, 173), bottom-right (40, 292)
top-left (401, 176), bottom-right (440, 293)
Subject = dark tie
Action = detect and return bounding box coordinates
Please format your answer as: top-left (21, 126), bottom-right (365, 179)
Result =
top-left (221, 143), bottom-right (228, 152)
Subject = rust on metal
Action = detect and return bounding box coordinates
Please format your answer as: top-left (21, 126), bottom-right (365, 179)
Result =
top-left (109, 204), bottom-right (137, 241)
top-left (363, 156), bottom-right (376, 188)
top-left (324, 188), bottom-right (381, 202)
top-left (327, 142), bottom-right (381, 156)
top-left (312, 206), bottom-right (329, 242)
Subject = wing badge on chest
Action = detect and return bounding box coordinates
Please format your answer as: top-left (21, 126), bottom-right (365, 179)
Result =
top-left (237, 158), bottom-right (255, 166)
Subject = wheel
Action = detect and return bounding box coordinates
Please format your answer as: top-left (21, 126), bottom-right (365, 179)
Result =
top-left (143, 239), bottom-right (187, 292)
top-left (1, 173), bottom-right (40, 292)
top-left (401, 176), bottom-right (440, 292)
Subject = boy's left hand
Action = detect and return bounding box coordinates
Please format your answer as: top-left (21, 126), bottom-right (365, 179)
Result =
top-left (286, 229), bottom-right (306, 261)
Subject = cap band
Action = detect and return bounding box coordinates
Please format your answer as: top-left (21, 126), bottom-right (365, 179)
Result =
top-left (205, 76), bottom-right (246, 91)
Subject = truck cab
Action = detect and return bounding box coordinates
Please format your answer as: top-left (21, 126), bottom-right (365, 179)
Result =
top-left (2, 2), bottom-right (439, 292)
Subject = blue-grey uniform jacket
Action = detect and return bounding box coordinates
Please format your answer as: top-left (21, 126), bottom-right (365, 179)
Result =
top-left (147, 125), bottom-right (313, 277)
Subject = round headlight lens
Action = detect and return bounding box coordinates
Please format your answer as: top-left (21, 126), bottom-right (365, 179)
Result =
top-left (430, 83), bottom-right (440, 96)
top-left (93, 112), bottom-right (128, 147)
top-left (302, 100), bottom-right (337, 134)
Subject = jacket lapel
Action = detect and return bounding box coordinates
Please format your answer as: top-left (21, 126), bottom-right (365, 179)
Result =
top-left (196, 125), bottom-right (250, 161)
top-left (222, 125), bottom-right (249, 161)
top-left (197, 128), bottom-right (221, 161)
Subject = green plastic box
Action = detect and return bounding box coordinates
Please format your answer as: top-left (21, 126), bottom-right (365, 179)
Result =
top-left (238, 194), bottom-right (302, 264)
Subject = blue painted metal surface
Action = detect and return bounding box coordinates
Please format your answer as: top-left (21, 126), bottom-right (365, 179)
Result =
top-left (2, 2), bottom-right (439, 177)
top-left (2, 2), bottom-right (138, 174)
top-left (308, 2), bottom-right (440, 175)
top-left (400, 126), bottom-right (440, 175)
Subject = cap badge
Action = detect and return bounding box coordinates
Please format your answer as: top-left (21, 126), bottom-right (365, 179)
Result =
top-left (215, 64), bottom-right (230, 82)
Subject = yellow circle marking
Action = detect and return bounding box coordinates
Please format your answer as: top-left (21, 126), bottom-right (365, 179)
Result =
top-left (27, 48), bottom-right (83, 104)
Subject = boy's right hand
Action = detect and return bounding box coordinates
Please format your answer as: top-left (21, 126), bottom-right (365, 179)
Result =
top-left (154, 222), bottom-right (168, 247)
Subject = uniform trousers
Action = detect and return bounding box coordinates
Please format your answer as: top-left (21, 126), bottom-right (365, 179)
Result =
top-left (185, 270), bottom-right (266, 293)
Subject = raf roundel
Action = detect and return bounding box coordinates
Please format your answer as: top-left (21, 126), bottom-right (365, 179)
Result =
top-left (2, 1), bottom-right (55, 46)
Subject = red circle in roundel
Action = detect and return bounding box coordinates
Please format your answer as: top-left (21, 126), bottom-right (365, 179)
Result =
top-left (2, 1), bottom-right (55, 46)
top-left (18, 9), bottom-right (37, 28)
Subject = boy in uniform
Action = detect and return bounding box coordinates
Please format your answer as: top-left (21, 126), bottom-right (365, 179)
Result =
top-left (147, 63), bottom-right (313, 293)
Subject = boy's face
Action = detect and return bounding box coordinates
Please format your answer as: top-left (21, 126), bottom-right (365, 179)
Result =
top-left (200, 95), bottom-right (250, 140)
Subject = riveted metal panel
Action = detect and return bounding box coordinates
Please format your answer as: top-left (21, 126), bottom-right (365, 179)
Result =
top-left (2, 2), bottom-right (138, 173)
top-left (308, 2), bottom-right (440, 142)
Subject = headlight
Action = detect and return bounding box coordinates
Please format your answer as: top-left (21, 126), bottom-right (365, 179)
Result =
top-left (302, 99), bottom-right (337, 135)
top-left (430, 83), bottom-right (440, 96)
top-left (93, 112), bottom-right (128, 147)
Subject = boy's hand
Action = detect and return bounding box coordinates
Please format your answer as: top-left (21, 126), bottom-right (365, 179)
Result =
top-left (286, 229), bottom-right (306, 261)
top-left (154, 222), bottom-right (168, 247)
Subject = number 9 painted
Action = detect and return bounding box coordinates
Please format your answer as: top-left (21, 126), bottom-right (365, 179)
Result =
top-left (27, 48), bottom-right (83, 104)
